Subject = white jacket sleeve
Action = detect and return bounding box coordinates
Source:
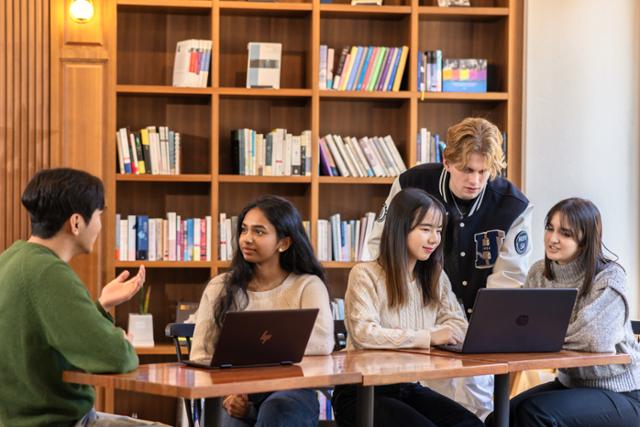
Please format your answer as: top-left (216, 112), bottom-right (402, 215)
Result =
top-left (486, 203), bottom-right (533, 289)
top-left (366, 178), bottom-right (402, 260)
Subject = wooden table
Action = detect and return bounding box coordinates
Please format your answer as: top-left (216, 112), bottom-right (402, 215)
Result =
top-left (339, 350), bottom-right (509, 427)
top-left (64, 350), bottom-right (508, 427)
top-left (422, 349), bottom-right (632, 427)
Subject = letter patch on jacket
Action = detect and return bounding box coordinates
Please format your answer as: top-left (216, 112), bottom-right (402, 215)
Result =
top-left (474, 229), bottom-right (505, 269)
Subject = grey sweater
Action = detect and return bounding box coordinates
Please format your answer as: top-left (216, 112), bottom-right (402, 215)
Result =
top-left (525, 259), bottom-right (640, 392)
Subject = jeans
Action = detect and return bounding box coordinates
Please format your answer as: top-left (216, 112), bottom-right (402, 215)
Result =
top-left (332, 383), bottom-right (483, 427)
top-left (216, 389), bottom-right (319, 427)
top-left (484, 379), bottom-right (640, 427)
top-left (75, 409), bottom-right (170, 427)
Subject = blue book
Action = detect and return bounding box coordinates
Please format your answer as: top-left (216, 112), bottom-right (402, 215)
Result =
top-left (355, 47), bottom-right (374, 91)
top-left (136, 215), bottom-right (149, 260)
top-left (386, 48), bottom-right (403, 92)
top-left (345, 47), bottom-right (364, 91)
top-left (186, 218), bottom-right (194, 261)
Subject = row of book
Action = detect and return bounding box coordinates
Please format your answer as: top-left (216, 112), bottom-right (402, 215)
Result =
top-left (317, 212), bottom-right (377, 262)
top-left (319, 134), bottom-right (407, 178)
top-left (115, 214), bottom-right (212, 262)
top-left (218, 213), bottom-right (310, 261)
top-left (319, 45), bottom-right (409, 92)
top-left (116, 126), bottom-right (181, 175)
top-left (418, 50), bottom-right (443, 92)
top-left (172, 39), bottom-right (212, 88)
top-left (417, 128), bottom-right (446, 165)
top-left (231, 129), bottom-right (312, 176)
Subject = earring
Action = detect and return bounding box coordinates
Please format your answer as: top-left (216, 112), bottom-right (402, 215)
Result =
top-left (279, 248), bottom-right (285, 252)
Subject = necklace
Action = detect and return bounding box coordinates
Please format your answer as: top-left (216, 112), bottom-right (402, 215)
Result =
top-left (249, 272), bottom-right (289, 292)
top-left (451, 195), bottom-right (465, 219)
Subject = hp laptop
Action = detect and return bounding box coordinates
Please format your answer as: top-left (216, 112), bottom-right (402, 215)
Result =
top-left (184, 308), bottom-right (318, 369)
top-left (436, 288), bottom-right (577, 354)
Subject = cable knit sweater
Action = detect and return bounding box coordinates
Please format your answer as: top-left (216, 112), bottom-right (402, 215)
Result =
top-left (525, 259), bottom-right (640, 392)
top-left (191, 272), bottom-right (334, 360)
top-left (345, 261), bottom-right (468, 350)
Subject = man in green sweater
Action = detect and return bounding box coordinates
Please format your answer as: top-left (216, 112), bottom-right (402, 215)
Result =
top-left (0, 168), bottom-right (165, 427)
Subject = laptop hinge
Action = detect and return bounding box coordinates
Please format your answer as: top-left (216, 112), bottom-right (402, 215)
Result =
top-left (219, 363), bottom-right (233, 369)
top-left (280, 361), bottom-right (293, 365)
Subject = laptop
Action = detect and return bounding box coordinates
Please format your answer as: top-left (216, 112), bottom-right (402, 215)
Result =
top-left (436, 288), bottom-right (577, 354)
top-left (184, 308), bottom-right (319, 369)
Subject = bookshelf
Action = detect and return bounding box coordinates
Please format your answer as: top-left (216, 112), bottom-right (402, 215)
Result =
top-left (111, 0), bottom-right (522, 352)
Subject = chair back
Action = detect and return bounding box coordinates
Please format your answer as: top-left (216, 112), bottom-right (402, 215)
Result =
top-left (165, 323), bottom-right (195, 362)
top-left (334, 319), bottom-right (347, 351)
top-left (632, 320), bottom-right (640, 342)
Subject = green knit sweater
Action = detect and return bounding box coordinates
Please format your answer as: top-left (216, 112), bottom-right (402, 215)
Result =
top-left (0, 241), bottom-right (138, 427)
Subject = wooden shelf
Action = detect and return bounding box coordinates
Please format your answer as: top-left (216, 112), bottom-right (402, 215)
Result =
top-left (320, 4), bottom-right (412, 17)
top-left (319, 90), bottom-right (412, 100)
top-left (218, 175), bottom-right (312, 184)
top-left (115, 261), bottom-right (213, 268)
top-left (218, 88), bottom-right (312, 98)
top-left (116, 174), bottom-right (212, 182)
top-left (416, 92), bottom-right (509, 101)
top-left (220, 1), bottom-right (312, 14)
top-left (135, 344), bottom-right (187, 356)
top-left (116, 85), bottom-right (213, 96)
top-left (319, 176), bottom-right (395, 185)
top-left (418, 6), bottom-right (509, 20)
top-left (322, 261), bottom-right (359, 269)
top-left (117, 0), bottom-right (212, 10)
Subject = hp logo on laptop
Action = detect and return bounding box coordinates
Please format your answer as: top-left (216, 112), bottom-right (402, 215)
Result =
top-left (515, 315), bottom-right (529, 327)
top-left (260, 330), bottom-right (273, 344)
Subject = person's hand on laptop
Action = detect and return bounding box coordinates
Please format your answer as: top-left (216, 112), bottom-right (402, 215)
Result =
top-left (223, 394), bottom-right (251, 418)
top-left (431, 325), bottom-right (459, 346)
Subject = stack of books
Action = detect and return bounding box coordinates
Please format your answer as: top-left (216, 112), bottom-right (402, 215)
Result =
top-left (319, 45), bottom-right (409, 92)
top-left (319, 134), bottom-right (407, 177)
top-left (416, 128), bottom-right (446, 165)
top-left (442, 58), bottom-right (488, 93)
top-left (317, 212), bottom-right (377, 262)
top-left (172, 39), bottom-right (212, 88)
top-left (231, 128), bottom-right (312, 176)
top-left (115, 213), bottom-right (212, 262)
top-left (116, 126), bottom-right (181, 175)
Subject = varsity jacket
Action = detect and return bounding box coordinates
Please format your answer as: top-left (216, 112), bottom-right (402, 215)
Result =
top-left (367, 163), bottom-right (533, 316)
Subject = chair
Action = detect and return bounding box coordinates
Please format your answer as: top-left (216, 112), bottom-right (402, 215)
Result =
top-left (334, 319), bottom-right (347, 351)
top-left (165, 323), bottom-right (199, 427)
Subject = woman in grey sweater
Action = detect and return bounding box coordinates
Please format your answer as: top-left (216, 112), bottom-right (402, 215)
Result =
top-left (487, 198), bottom-right (640, 426)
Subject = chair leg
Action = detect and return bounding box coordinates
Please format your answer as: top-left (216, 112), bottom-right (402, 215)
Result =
top-left (185, 398), bottom-right (195, 427)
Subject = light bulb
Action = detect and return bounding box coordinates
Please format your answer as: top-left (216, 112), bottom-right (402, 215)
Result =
top-left (70, 0), bottom-right (94, 23)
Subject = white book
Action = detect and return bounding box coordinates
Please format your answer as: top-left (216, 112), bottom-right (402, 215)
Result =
top-left (148, 218), bottom-right (157, 262)
top-left (193, 218), bottom-right (201, 261)
top-left (319, 45), bottom-right (328, 90)
top-left (206, 215), bottom-right (212, 261)
top-left (219, 213), bottom-right (227, 261)
top-left (354, 219), bottom-right (361, 261)
top-left (225, 218), bottom-right (233, 260)
top-left (359, 137), bottom-right (386, 177)
top-left (384, 135), bottom-right (407, 172)
top-left (155, 218), bottom-right (163, 261)
top-left (360, 212), bottom-right (376, 261)
top-left (419, 128), bottom-right (428, 164)
top-left (174, 133), bottom-right (181, 174)
top-left (283, 133), bottom-right (292, 176)
top-left (172, 39), bottom-right (193, 87)
top-left (246, 42), bottom-right (282, 89)
top-left (127, 215), bottom-right (136, 261)
top-left (330, 214), bottom-right (342, 261)
top-left (128, 132), bottom-right (139, 175)
top-left (119, 219), bottom-right (128, 261)
top-left (348, 136), bottom-right (373, 177)
top-left (291, 135), bottom-right (301, 176)
top-left (167, 212), bottom-right (177, 261)
top-left (324, 134), bottom-right (350, 177)
top-left (116, 131), bottom-right (126, 174)
top-left (334, 135), bottom-right (359, 177)
top-left (158, 126), bottom-right (168, 174)
top-left (256, 133), bottom-right (264, 176)
top-left (343, 138), bottom-right (366, 177)
top-left (273, 129), bottom-right (285, 176)
top-left (176, 215), bottom-right (182, 260)
top-left (118, 128), bottom-right (132, 174)
top-left (372, 136), bottom-right (397, 175)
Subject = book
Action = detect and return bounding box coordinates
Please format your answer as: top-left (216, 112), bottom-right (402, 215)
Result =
top-left (172, 39), bottom-right (212, 88)
top-left (246, 42), bottom-right (282, 89)
top-left (443, 58), bottom-right (487, 93)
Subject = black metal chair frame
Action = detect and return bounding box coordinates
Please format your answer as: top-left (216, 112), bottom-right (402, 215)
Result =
top-left (165, 323), bottom-right (199, 427)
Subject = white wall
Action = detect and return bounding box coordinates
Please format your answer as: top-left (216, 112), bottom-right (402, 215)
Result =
top-left (524, 0), bottom-right (640, 317)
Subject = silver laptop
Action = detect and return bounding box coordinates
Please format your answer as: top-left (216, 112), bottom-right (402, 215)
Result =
top-left (436, 288), bottom-right (577, 353)
top-left (184, 308), bottom-right (318, 369)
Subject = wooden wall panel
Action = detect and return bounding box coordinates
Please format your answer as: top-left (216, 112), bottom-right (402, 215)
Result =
top-left (1, 0), bottom-right (51, 251)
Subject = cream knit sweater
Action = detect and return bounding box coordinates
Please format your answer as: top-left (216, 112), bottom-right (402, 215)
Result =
top-left (191, 272), bottom-right (334, 360)
top-left (345, 261), bottom-right (468, 350)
